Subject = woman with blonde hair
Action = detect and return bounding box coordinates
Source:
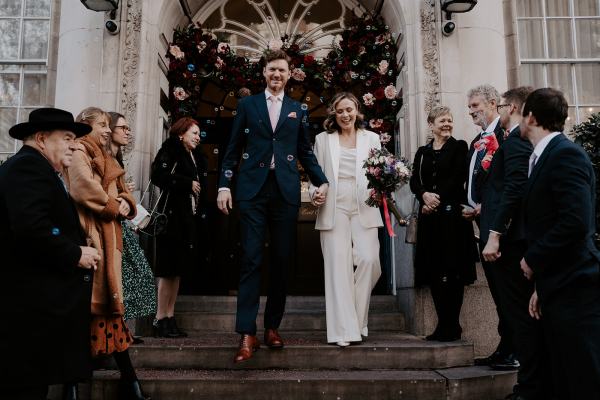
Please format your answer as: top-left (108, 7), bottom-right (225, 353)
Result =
top-left (409, 105), bottom-right (477, 342)
top-left (310, 92), bottom-right (383, 347)
top-left (67, 107), bottom-right (148, 399)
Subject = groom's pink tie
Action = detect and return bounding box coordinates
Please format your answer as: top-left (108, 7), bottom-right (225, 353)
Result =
top-left (268, 95), bottom-right (280, 169)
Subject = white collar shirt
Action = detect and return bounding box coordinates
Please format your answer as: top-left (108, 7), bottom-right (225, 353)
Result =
top-left (528, 132), bottom-right (562, 177)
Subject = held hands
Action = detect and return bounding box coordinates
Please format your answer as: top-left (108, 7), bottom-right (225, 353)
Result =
top-left (462, 203), bottom-right (481, 221)
top-left (78, 246), bottom-right (100, 270)
top-left (116, 197), bottom-right (131, 217)
top-left (312, 183), bottom-right (329, 207)
top-left (482, 231), bottom-right (502, 262)
top-left (192, 180), bottom-right (201, 195)
top-left (422, 192), bottom-right (440, 210)
top-left (217, 190), bottom-right (233, 215)
top-left (528, 290), bottom-right (542, 320)
top-left (520, 257), bottom-right (534, 280)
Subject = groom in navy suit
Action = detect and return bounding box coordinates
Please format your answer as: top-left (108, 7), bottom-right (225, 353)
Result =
top-left (217, 50), bottom-right (328, 363)
top-left (520, 88), bottom-right (600, 399)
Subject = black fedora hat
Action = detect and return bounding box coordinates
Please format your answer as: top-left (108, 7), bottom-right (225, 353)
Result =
top-left (9, 107), bottom-right (92, 140)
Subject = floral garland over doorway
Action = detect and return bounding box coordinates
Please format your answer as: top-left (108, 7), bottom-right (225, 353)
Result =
top-left (166, 14), bottom-right (402, 144)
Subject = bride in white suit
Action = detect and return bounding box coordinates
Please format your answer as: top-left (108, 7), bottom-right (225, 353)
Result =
top-left (310, 92), bottom-right (384, 347)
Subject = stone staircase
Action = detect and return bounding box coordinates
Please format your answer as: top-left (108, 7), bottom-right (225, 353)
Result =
top-left (50, 296), bottom-right (516, 400)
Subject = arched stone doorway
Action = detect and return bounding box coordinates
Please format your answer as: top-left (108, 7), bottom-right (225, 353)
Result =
top-left (161, 0), bottom-right (409, 296)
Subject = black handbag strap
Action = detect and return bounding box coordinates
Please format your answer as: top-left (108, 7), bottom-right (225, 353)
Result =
top-left (140, 162), bottom-right (177, 214)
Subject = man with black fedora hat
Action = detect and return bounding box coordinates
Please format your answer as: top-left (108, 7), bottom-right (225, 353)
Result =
top-left (0, 108), bottom-right (101, 400)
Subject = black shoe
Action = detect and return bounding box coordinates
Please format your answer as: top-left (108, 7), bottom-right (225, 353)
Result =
top-left (132, 336), bottom-right (144, 344)
top-left (491, 353), bottom-right (520, 370)
top-left (118, 380), bottom-right (150, 400)
top-left (152, 318), bottom-right (177, 338)
top-left (168, 317), bottom-right (188, 338)
top-left (62, 383), bottom-right (78, 400)
top-left (474, 350), bottom-right (502, 366)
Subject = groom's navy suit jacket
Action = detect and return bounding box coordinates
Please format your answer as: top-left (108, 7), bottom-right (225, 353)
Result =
top-left (219, 93), bottom-right (327, 205)
top-left (522, 133), bottom-right (600, 303)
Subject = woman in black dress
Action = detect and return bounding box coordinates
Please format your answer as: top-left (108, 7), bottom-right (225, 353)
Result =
top-left (410, 105), bottom-right (477, 342)
top-left (151, 117), bottom-right (207, 338)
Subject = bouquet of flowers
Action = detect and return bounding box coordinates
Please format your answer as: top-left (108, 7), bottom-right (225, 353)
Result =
top-left (363, 147), bottom-right (411, 236)
top-left (474, 132), bottom-right (499, 171)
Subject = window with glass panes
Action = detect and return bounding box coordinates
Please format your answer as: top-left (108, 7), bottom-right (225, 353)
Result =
top-left (517, 0), bottom-right (600, 133)
top-left (0, 0), bottom-right (52, 162)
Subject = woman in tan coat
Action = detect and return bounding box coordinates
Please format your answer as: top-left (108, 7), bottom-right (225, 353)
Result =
top-left (67, 107), bottom-right (148, 400)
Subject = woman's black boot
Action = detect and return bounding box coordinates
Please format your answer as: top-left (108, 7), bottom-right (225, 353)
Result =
top-left (152, 318), bottom-right (173, 338)
top-left (168, 316), bottom-right (188, 338)
top-left (118, 379), bottom-right (150, 400)
top-left (62, 383), bottom-right (78, 400)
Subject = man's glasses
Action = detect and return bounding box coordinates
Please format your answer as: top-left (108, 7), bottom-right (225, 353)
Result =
top-left (496, 104), bottom-right (511, 112)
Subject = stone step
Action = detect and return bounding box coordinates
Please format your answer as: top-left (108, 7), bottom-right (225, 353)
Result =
top-left (167, 310), bottom-right (404, 334)
top-left (118, 332), bottom-right (473, 370)
top-left (138, 309), bottom-right (405, 336)
top-left (175, 295), bottom-right (400, 313)
top-left (89, 367), bottom-right (517, 400)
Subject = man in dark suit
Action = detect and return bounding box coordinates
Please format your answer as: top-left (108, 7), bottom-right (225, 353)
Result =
top-left (217, 50), bottom-right (328, 363)
top-left (0, 108), bottom-right (100, 400)
top-left (463, 84), bottom-right (518, 370)
top-left (480, 87), bottom-right (548, 400)
top-left (520, 88), bottom-right (600, 399)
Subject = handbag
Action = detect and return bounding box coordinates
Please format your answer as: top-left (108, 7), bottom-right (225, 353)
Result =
top-left (137, 162), bottom-right (177, 237)
top-left (405, 197), bottom-right (419, 244)
top-left (405, 152), bottom-right (424, 244)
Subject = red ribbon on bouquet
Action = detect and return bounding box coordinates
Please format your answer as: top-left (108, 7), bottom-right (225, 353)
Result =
top-left (382, 196), bottom-right (396, 237)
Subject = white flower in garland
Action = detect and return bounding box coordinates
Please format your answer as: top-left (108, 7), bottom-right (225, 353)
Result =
top-left (369, 119), bottom-right (383, 129)
top-left (291, 68), bottom-right (306, 81)
top-left (173, 87), bottom-right (189, 101)
top-left (377, 60), bottom-right (389, 75)
top-left (217, 42), bottom-right (229, 54)
top-left (363, 93), bottom-right (375, 106)
top-left (384, 85), bottom-right (397, 99)
top-left (215, 56), bottom-right (225, 69)
top-left (197, 41), bottom-right (207, 53)
top-left (169, 45), bottom-right (185, 60)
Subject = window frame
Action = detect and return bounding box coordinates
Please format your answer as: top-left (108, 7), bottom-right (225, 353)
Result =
top-left (516, 0), bottom-right (600, 128)
top-left (0, 0), bottom-right (53, 158)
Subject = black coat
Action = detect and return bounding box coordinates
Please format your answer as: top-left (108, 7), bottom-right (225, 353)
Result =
top-left (410, 137), bottom-right (478, 285)
top-left (218, 93), bottom-right (327, 205)
top-left (480, 127), bottom-right (533, 245)
top-left (467, 119), bottom-right (505, 205)
top-left (0, 146), bottom-right (92, 385)
top-left (522, 134), bottom-right (600, 303)
top-left (151, 137), bottom-right (208, 277)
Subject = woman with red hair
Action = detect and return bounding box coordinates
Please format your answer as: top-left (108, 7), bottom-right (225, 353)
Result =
top-left (150, 117), bottom-right (207, 337)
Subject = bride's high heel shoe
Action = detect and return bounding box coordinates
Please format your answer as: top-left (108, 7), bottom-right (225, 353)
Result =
top-left (336, 341), bottom-right (350, 347)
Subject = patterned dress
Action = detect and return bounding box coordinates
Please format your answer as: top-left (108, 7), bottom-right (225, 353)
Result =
top-left (121, 221), bottom-right (157, 321)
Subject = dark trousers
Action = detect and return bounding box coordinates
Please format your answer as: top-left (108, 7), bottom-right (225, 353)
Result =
top-left (542, 282), bottom-right (600, 400)
top-left (430, 279), bottom-right (464, 336)
top-left (236, 172), bottom-right (299, 335)
top-left (492, 241), bottom-right (548, 399)
top-left (480, 242), bottom-right (514, 356)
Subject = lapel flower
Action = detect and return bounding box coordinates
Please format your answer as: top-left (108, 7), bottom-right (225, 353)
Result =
top-left (475, 133), bottom-right (499, 170)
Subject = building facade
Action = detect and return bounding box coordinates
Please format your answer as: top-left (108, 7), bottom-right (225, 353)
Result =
top-left (1, 0), bottom-right (599, 354)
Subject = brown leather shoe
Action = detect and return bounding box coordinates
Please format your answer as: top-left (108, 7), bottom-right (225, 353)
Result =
top-left (264, 328), bottom-right (284, 349)
top-left (234, 334), bottom-right (260, 363)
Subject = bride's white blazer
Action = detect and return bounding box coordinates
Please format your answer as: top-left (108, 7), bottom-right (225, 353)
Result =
top-left (310, 128), bottom-right (384, 230)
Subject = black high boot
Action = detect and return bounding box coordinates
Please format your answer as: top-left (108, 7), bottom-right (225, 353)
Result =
top-left (168, 316), bottom-right (188, 338)
top-left (118, 380), bottom-right (150, 400)
top-left (152, 318), bottom-right (175, 338)
top-left (62, 383), bottom-right (78, 400)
